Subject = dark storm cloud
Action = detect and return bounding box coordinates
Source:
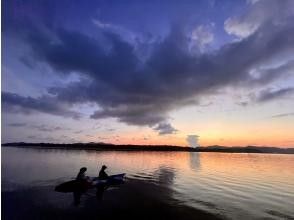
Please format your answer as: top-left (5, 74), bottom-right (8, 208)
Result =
top-left (256, 87), bottom-right (294, 102)
top-left (90, 105), bottom-right (167, 126)
top-left (153, 122), bottom-right (177, 135)
top-left (4, 22), bottom-right (294, 128)
top-left (2, 0), bottom-right (294, 134)
top-left (2, 92), bottom-right (80, 119)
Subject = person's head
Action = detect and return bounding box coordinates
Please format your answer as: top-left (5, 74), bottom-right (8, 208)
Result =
top-left (102, 165), bottom-right (107, 170)
top-left (80, 167), bottom-right (87, 173)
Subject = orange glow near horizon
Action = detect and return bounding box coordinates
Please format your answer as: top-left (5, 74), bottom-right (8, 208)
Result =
top-left (79, 132), bottom-right (294, 148)
top-left (56, 114), bottom-right (294, 148)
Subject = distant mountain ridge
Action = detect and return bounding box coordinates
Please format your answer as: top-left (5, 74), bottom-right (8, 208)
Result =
top-left (2, 142), bottom-right (294, 154)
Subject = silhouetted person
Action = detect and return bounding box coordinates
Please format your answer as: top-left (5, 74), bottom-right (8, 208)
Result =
top-left (99, 165), bottom-right (109, 180)
top-left (96, 165), bottom-right (108, 200)
top-left (76, 167), bottom-right (88, 181)
top-left (74, 167), bottom-right (88, 206)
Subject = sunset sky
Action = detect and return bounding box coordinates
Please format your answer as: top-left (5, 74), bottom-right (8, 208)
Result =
top-left (2, 0), bottom-right (294, 147)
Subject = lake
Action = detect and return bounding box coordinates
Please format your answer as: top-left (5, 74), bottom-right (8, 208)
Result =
top-left (2, 147), bottom-right (294, 220)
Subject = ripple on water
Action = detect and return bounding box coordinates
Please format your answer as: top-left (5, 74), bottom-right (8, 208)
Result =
top-left (2, 148), bottom-right (294, 220)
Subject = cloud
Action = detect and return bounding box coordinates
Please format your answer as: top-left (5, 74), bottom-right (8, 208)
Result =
top-left (199, 102), bottom-right (213, 107)
top-left (248, 59), bottom-right (294, 85)
top-left (7, 123), bottom-right (27, 127)
top-left (271, 112), bottom-right (294, 118)
top-left (224, 17), bottom-right (259, 39)
top-left (92, 19), bottom-right (113, 29)
top-left (255, 87), bottom-right (294, 102)
top-left (90, 105), bottom-right (167, 126)
top-left (224, 0), bottom-right (294, 38)
top-left (191, 25), bottom-right (214, 50)
top-left (30, 124), bottom-right (70, 132)
top-left (153, 122), bottom-right (177, 135)
top-left (31, 125), bottom-right (53, 132)
top-left (2, 92), bottom-right (81, 119)
top-left (92, 19), bottom-right (136, 42)
top-left (186, 135), bottom-right (199, 148)
top-left (247, 0), bottom-right (260, 4)
top-left (7, 122), bottom-right (71, 132)
top-left (2, 2), bottom-right (294, 134)
top-left (236, 101), bottom-right (249, 107)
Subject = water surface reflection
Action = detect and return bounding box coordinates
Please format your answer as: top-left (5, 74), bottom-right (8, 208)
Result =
top-left (2, 147), bottom-right (294, 219)
top-left (189, 152), bottom-right (201, 172)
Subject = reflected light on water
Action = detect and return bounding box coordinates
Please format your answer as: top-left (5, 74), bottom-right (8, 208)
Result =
top-left (2, 147), bottom-right (294, 219)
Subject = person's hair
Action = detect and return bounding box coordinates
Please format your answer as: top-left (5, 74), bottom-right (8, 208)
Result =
top-left (80, 167), bottom-right (87, 172)
top-left (102, 165), bottom-right (107, 169)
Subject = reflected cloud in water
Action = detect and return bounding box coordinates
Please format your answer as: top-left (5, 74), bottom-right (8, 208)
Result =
top-left (189, 152), bottom-right (201, 172)
top-left (2, 147), bottom-right (294, 220)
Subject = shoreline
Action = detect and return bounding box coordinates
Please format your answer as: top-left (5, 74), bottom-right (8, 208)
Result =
top-left (2, 143), bottom-right (294, 154)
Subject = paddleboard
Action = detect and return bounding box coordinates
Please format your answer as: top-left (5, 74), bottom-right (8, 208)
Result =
top-left (55, 173), bottom-right (125, 193)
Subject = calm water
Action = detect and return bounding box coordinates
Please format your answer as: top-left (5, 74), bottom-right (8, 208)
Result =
top-left (2, 147), bottom-right (294, 220)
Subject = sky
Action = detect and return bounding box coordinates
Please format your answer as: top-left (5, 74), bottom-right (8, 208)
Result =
top-left (2, 0), bottom-right (294, 147)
